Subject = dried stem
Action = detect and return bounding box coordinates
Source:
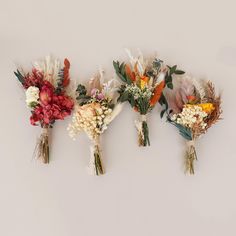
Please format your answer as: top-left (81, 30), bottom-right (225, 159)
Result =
top-left (204, 81), bottom-right (222, 130)
top-left (137, 115), bottom-right (150, 147)
top-left (89, 136), bottom-right (104, 175)
top-left (185, 140), bottom-right (197, 175)
top-left (34, 126), bottom-right (50, 164)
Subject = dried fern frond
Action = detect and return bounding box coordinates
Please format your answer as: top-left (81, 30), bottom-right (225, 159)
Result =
top-left (204, 81), bottom-right (222, 130)
top-left (204, 81), bottom-right (216, 102)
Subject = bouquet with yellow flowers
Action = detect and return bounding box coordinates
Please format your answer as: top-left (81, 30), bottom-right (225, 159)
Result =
top-left (113, 50), bottom-right (184, 146)
top-left (167, 76), bottom-right (222, 174)
top-left (68, 70), bottom-right (122, 175)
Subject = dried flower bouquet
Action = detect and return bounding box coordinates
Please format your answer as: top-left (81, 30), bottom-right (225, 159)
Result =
top-left (68, 70), bottom-right (122, 175)
top-left (14, 56), bottom-right (74, 163)
top-left (113, 50), bottom-right (184, 146)
top-left (166, 76), bottom-right (222, 174)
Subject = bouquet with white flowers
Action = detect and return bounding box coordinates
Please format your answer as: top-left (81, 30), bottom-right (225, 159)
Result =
top-left (68, 70), bottom-right (122, 175)
top-left (166, 76), bottom-right (222, 174)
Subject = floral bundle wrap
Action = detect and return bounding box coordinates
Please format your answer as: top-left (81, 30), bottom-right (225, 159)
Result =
top-left (68, 70), bottom-right (122, 175)
top-left (14, 56), bottom-right (74, 163)
top-left (113, 50), bottom-right (184, 146)
top-left (167, 76), bottom-right (222, 174)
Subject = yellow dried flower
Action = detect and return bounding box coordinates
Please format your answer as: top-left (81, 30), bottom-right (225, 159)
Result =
top-left (140, 76), bottom-right (149, 90)
top-left (197, 103), bottom-right (215, 114)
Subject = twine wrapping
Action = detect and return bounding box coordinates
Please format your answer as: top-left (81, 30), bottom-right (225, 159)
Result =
top-left (185, 139), bottom-right (197, 175)
top-left (135, 114), bottom-right (150, 147)
top-left (34, 127), bottom-right (50, 164)
top-left (88, 136), bottom-right (104, 175)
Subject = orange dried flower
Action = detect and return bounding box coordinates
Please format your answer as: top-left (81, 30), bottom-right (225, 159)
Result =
top-left (149, 81), bottom-right (165, 106)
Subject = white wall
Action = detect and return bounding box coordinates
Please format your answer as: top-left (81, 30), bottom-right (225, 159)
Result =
top-left (1, 0), bottom-right (236, 235)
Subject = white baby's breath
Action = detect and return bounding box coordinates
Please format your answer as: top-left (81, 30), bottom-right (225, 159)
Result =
top-left (171, 105), bottom-right (208, 129)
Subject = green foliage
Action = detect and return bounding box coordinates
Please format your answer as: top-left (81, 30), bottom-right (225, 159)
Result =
top-left (113, 61), bottom-right (132, 85)
top-left (142, 121), bottom-right (150, 146)
top-left (14, 70), bottom-right (25, 85)
top-left (28, 101), bottom-right (38, 109)
top-left (76, 84), bottom-right (91, 105)
top-left (153, 58), bottom-right (163, 70)
top-left (76, 84), bottom-right (87, 95)
top-left (136, 97), bottom-right (150, 115)
top-left (167, 115), bottom-right (192, 140)
top-left (174, 70), bottom-right (185, 75)
top-left (159, 64), bottom-right (185, 116)
top-left (146, 58), bottom-right (163, 81)
top-left (165, 65), bottom-right (185, 90)
top-left (55, 69), bottom-right (64, 94)
top-left (118, 86), bottom-right (151, 115)
top-left (175, 123), bottom-right (192, 140)
top-left (159, 94), bottom-right (169, 118)
top-left (118, 89), bottom-right (129, 103)
top-left (94, 145), bottom-right (104, 175)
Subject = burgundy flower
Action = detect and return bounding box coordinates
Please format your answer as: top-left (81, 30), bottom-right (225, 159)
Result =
top-left (23, 69), bottom-right (44, 89)
top-left (30, 93), bottom-right (74, 126)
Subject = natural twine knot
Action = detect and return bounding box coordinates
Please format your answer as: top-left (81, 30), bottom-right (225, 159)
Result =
top-left (42, 127), bottom-right (49, 136)
top-left (187, 139), bottom-right (195, 147)
top-left (141, 114), bottom-right (147, 122)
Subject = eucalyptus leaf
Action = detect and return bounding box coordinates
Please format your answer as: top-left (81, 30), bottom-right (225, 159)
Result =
top-left (174, 70), bottom-right (185, 75)
top-left (170, 65), bottom-right (177, 74)
top-left (160, 109), bottom-right (166, 118)
top-left (167, 82), bottom-right (173, 89)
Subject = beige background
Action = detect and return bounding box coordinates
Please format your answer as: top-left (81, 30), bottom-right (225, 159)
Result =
top-left (1, 0), bottom-right (236, 235)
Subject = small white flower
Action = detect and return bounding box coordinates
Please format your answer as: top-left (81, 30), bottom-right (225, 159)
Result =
top-left (25, 86), bottom-right (39, 108)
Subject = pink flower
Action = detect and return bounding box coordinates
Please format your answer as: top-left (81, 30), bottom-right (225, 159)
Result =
top-left (90, 88), bottom-right (105, 100)
top-left (91, 88), bottom-right (99, 97)
top-left (96, 93), bottom-right (105, 100)
top-left (39, 81), bottom-right (54, 105)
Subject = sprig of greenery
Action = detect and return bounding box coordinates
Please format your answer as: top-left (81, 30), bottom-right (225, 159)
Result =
top-left (167, 114), bottom-right (192, 140)
top-left (159, 94), bottom-right (169, 118)
top-left (76, 84), bottom-right (91, 105)
top-left (117, 85), bottom-right (151, 115)
top-left (113, 61), bottom-right (132, 85)
top-left (159, 65), bottom-right (185, 118)
top-left (14, 70), bottom-right (25, 85)
top-left (55, 69), bottom-right (64, 94)
top-left (142, 121), bottom-right (150, 146)
top-left (165, 65), bottom-right (185, 89)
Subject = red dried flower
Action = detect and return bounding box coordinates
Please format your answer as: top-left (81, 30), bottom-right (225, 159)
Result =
top-left (30, 91), bottom-right (74, 126)
top-left (23, 69), bottom-right (44, 89)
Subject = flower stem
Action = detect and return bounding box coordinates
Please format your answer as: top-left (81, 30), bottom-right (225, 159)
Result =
top-left (35, 127), bottom-right (50, 164)
top-left (89, 137), bottom-right (104, 175)
top-left (137, 115), bottom-right (150, 147)
top-left (94, 145), bottom-right (104, 175)
top-left (185, 141), bottom-right (197, 174)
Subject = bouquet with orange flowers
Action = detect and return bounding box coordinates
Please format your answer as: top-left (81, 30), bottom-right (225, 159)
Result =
top-left (68, 70), bottom-right (122, 175)
top-left (14, 56), bottom-right (74, 163)
top-left (167, 76), bottom-right (222, 174)
top-left (113, 50), bottom-right (184, 146)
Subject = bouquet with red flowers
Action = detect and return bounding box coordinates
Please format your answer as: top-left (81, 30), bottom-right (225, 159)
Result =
top-left (14, 56), bottom-right (74, 163)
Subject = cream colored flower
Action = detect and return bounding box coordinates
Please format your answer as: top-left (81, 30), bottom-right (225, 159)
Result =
top-left (25, 86), bottom-right (39, 108)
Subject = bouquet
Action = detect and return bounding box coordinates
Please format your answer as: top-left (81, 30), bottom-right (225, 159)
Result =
top-left (14, 56), bottom-right (74, 163)
top-left (113, 50), bottom-right (184, 146)
top-left (67, 70), bottom-right (122, 175)
top-left (166, 76), bottom-right (222, 174)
